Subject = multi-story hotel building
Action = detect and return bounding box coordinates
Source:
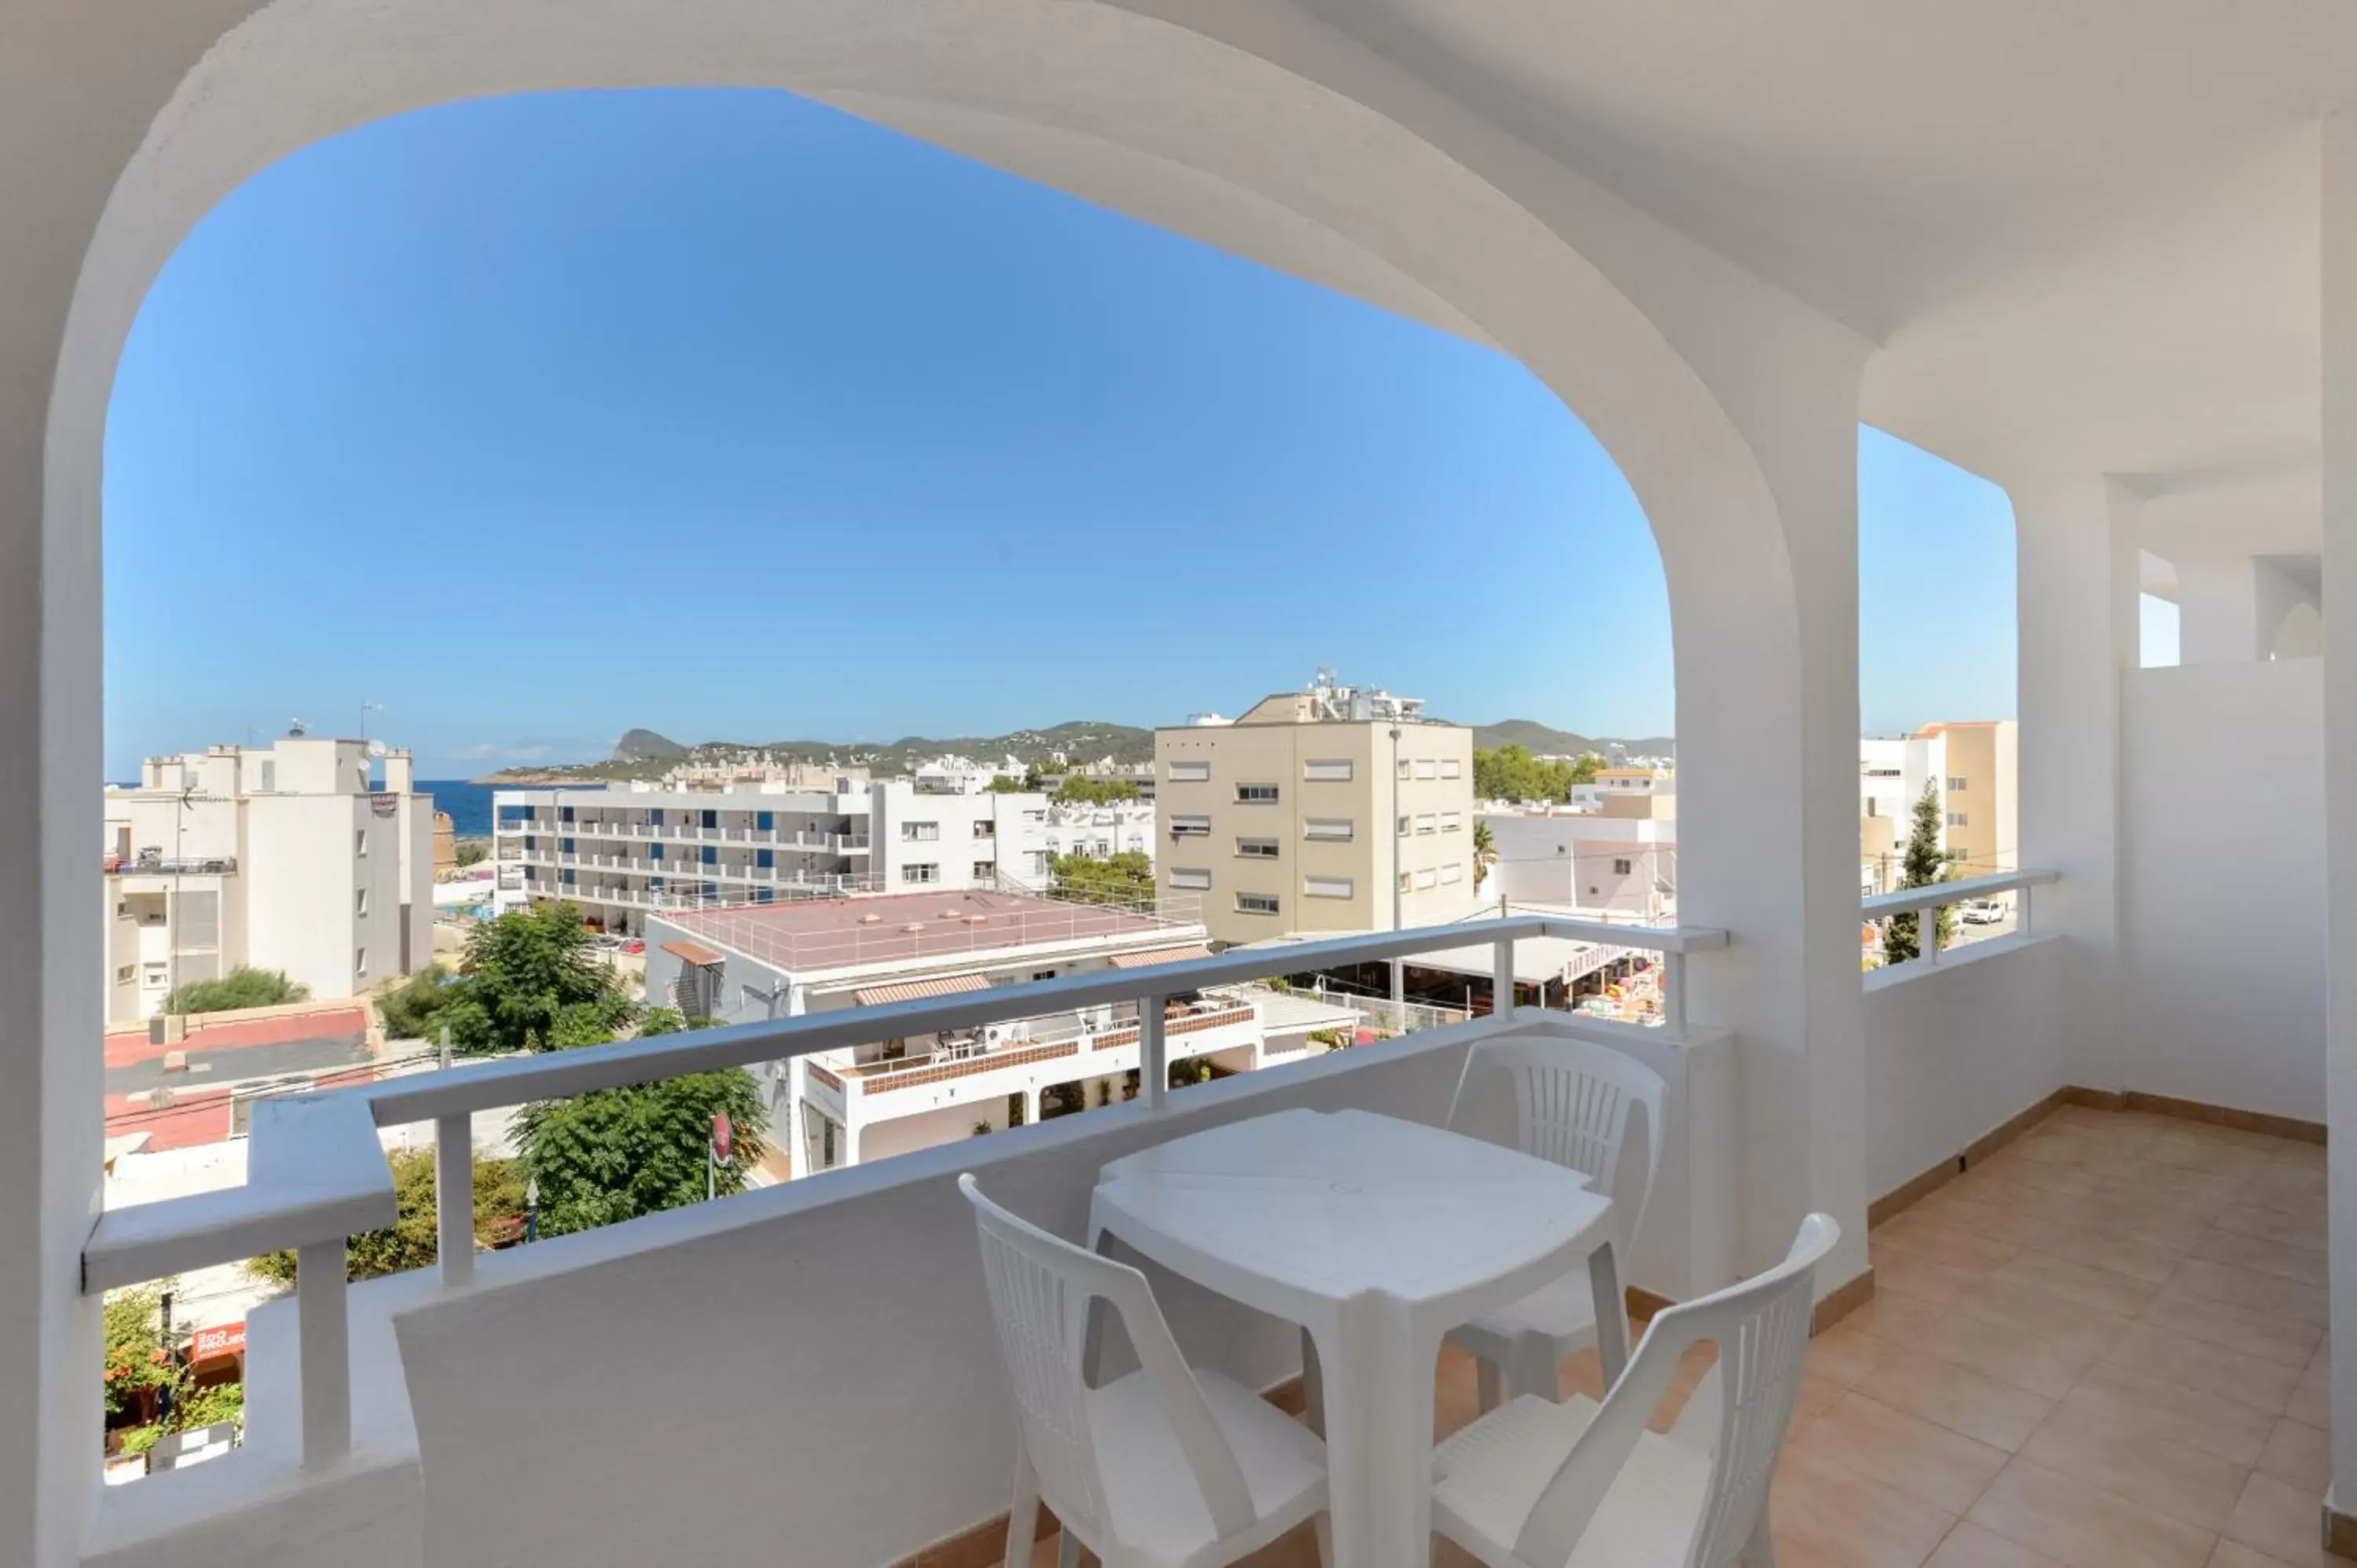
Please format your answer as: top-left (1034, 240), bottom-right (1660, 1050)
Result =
top-left (1155, 675), bottom-right (1479, 947)
top-left (1915, 720), bottom-right (2019, 877)
top-left (103, 738), bottom-right (434, 1021)
top-left (639, 888), bottom-right (1354, 1176)
top-left (494, 777), bottom-right (1157, 932)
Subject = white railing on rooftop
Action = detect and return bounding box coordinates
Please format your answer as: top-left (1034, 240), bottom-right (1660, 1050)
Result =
top-left (1861, 867), bottom-right (2058, 973)
top-left (81, 913), bottom-right (1725, 1476)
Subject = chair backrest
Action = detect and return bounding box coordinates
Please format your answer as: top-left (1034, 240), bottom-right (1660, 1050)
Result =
top-left (1512, 1214), bottom-right (1841, 1568)
top-left (958, 1174), bottom-right (1256, 1552)
top-left (1447, 1035), bottom-right (1666, 1256)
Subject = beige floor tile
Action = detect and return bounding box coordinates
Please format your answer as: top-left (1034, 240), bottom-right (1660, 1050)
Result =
top-left (2143, 1286), bottom-right (2326, 1370)
top-left (1919, 1309), bottom-right (2102, 1401)
top-left (1980, 1159), bottom-right (2108, 1200)
top-left (2285, 1362), bottom-right (2331, 1430)
top-left (1931, 1194), bottom-right (2067, 1247)
top-left (2014, 1218), bottom-right (2190, 1284)
top-left (1879, 1249), bottom-right (1996, 1311)
top-left (2208, 1542), bottom-right (2311, 1568)
top-left (2253, 1419), bottom-right (2330, 1495)
top-left (1924, 1521), bottom-right (2065, 1567)
top-left (2223, 1471), bottom-right (2335, 1568)
top-left (1949, 1275), bottom-right (2137, 1357)
top-left (2098, 1324), bottom-right (2304, 1416)
top-left (2015, 1398), bottom-right (2254, 1533)
top-left (1857, 1352), bottom-right (2058, 1453)
top-left (1995, 1249), bottom-right (2162, 1317)
top-left (1809, 1323), bottom-right (1891, 1387)
top-left (2266, 1141), bottom-right (2327, 1172)
top-left (1794, 1390), bottom-right (2012, 1514)
top-left (1769, 1442), bottom-right (1959, 1568)
top-left (1967, 1460), bottom-right (2216, 1568)
top-left (2212, 1203), bottom-right (2327, 1255)
top-left (2167, 1259), bottom-right (2332, 1331)
top-left (2238, 1165), bottom-right (2327, 1215)
top-left (1849, 1288), bottom-right (1952, 1347)
top-left (1878, 1220), bottom-right (2022, 1277)
top-left (2189, 1229), bottom-right (2332, 1290)
top-left (2066, 1361), bottom-right (2278, 1467)
top-left (2143, 1132), bottom-right (2272, 1178)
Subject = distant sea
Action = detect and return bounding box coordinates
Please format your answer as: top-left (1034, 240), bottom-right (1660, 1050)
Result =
top-left (420, 779), bottom-right (500, 838)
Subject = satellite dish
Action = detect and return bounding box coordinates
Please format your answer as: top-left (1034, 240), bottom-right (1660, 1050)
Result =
top-left (288, 717), bottom-right (307, 736)
top-left (368, 740), bottom-right (389, 759)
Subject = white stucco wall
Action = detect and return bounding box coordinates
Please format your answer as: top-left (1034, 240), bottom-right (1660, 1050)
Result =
top-left (2121, 658), bottom-right (2325, 1122)
top-left (1862, 939), bottom-right (2065, 1200)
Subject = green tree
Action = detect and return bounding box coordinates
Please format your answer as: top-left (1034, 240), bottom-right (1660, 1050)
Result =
top-left (103, 1284), bottom-right (176, 1424)
top-left (1472, 745), bottom-right (1578, 804)
top-left (163, 966), bottom-right (306, 1016)
top-left (510, 1006), bottom-right (770, 1238)
top-left (454, 841), bottom-right (489, 867)
top-left (248, 1147), bottom-right (528, 1286)
top-left (1472, 819), bottom-right (1497, 887)
top-left (984, 775), bottom-right (1030, 793)
top-left (377, 968), bottom-right (459, 1040)
top-left (443, 901), bottom-right (633, 1055)
top-left (1882, 782), bottom-right (1956, 964)
top-left (1567, 753), bottom-right (1606, 786)
top-left (1049, 849), bottom-right (1156, 905)
top-left (1051, 776), bottom-right (1139, 805)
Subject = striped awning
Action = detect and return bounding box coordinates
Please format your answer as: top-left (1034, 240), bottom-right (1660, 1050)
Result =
top-left (1107, 944), bottom-right (1214, 969)
top-left (853, 972), bottom-right (991, 1007)
top-left (660, 940), bottom-right (724, 967)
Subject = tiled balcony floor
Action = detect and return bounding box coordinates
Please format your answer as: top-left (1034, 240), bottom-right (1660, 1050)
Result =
top-left (1023, 1108), bottom-right (2337, 1568)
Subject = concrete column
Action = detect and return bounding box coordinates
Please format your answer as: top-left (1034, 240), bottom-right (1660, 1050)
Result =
top-left (2014, 475), bottom-right (2139, 1094)
top-left (2320, 108), bottom-right (2357, 1532)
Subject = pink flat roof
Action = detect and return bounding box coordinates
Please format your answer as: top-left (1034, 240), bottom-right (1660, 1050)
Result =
top-left (662, 888), bottom-right (1182, 974)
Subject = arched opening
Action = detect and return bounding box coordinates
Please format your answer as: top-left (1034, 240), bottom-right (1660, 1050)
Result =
top-left (20, 7), bottom-right (1879, 1552)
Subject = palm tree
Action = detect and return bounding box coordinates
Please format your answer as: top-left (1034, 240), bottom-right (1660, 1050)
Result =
top-left (1472, 819), bottom-right (1497, 890)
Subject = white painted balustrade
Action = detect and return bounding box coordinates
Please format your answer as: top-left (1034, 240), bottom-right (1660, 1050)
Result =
top-left (81, 914), bottom-right (1725, 1477)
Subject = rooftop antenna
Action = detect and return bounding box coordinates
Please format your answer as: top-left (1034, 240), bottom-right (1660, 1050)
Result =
top-left (288, 716), bottom-right (307, 737)
top-left (359, 699), bottom-right (383, 742)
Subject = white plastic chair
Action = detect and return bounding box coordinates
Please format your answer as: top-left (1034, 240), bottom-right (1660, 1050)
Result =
top-left (958, 1174), bottom-right (1331, 1568)
top-left (1430, 1214), bottom-right (1841, 1568)
top-left (1443, 1035), bottom-right (1667, 1410)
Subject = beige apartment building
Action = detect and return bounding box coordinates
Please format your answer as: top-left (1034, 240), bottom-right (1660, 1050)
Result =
top-left (1915, 720), bottom-right (2018, 876)
top-left (1155, 676), bottom-right (1477, 947)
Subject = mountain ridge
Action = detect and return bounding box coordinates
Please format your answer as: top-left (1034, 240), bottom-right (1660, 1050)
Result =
top-left (475, 717), bottom-right (1673, 782)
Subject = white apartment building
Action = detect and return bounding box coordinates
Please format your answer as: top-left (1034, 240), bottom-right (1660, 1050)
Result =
top-left (1155, 673), bottom-right (1481, 946)
top-left (495, 776), bottom-right (1157, 932)
top-left (1858, 733), bottom-right (1948, 896)
top-left (1483, 794), bottom-right (1678, 919)
top-left (638, 888), bottom-right (1353, 1175)
top-left (1567, 765), bottom-right (1672, 811)
top-left (102, 738), bottom-right (434, 1021)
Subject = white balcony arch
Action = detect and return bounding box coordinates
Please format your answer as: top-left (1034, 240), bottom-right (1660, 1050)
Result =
top-left (9, 0), bottom-right (1880, 1559)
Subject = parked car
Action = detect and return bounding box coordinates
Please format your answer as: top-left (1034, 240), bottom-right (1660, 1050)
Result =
top-left (1959, 899), bottom-right (2007, 925)
top-left (622, 939), bottom-right (646, 954)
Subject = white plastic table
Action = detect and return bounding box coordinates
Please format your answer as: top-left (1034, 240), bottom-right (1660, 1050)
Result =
top-left (1088, 1107), bottom-right (1623, 1568)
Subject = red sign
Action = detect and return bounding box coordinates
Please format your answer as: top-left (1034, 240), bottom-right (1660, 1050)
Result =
top-left (711, 1112), bottom-right (733, 1167)
top-left (191, 1322), bottom-right (245, 1362)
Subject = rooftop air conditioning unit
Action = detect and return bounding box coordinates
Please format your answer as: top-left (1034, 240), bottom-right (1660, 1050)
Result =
top-left (903, 923), bottom-right (927, 935)
top-left (860, 914), bottom-right (882, 924)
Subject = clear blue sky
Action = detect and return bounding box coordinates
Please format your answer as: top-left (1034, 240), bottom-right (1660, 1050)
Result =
top-left (104, 88), bottom-right (2016, 779)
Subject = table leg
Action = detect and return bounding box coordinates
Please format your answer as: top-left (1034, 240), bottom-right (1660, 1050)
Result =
top-left (1082, 1211), bottom-right (1114, 1389)
top-left (1589, 1240), bottom-right (1630, 1387)
top-left (1314, 1306), bottom-right (1439, 1568)
top-left (1300, 1326), bottom-right (1325, 1439)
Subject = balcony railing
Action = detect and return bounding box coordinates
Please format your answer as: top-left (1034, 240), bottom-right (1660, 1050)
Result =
top-left (81, 913), bottom-right (1725, 1482)
top-left (104, 855), bottom-right (238, 876)
top-left (1861, 866), bottom-right (2058, 974)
